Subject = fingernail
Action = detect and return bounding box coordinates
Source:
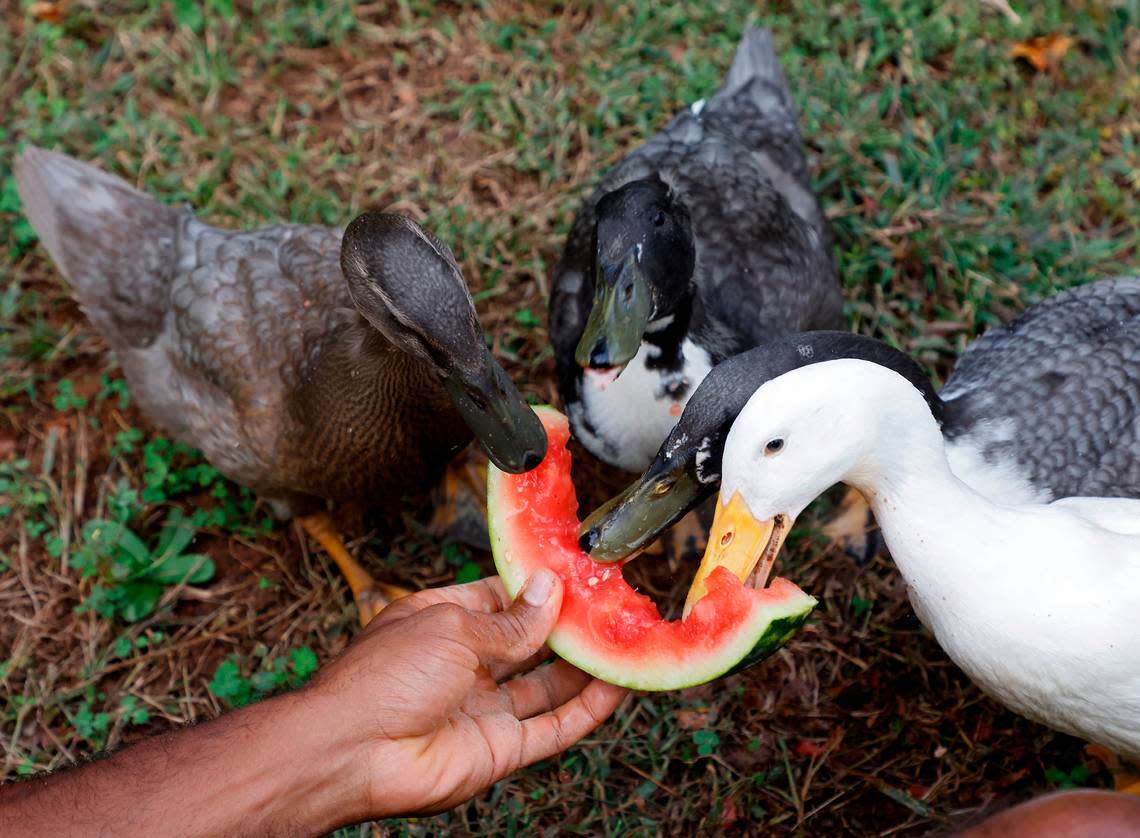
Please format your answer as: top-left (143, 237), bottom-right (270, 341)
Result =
top-left (523, 568), bottom-right (555, 606)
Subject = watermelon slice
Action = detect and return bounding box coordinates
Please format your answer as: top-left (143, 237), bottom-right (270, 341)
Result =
top-left (488, 406), bottom-right (816, 691)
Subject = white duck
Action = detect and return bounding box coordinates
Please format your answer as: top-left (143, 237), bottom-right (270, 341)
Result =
top-left (687, 358), bottom-right (1140, 766)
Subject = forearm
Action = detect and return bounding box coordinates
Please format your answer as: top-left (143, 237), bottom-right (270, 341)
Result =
top-left (0, 687), bottom-right (368, 837)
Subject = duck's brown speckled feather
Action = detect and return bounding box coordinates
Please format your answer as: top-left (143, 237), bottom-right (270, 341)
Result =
top-left (16, 147), bottom-right (469, 518)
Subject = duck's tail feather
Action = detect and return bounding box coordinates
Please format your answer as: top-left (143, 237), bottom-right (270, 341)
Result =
top-left (15, 145), bottom-right (182, 347)
top-left (700, 26), bottom-right (833, 249)
top-left (713, 26), bottom-right (798, 120)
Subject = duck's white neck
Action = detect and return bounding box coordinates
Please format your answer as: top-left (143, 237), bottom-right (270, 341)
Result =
top-left (846, 408), bottom-right (1011, 597)
top-left (852, 429), bottom-right (1010, 607)
top-left (845, 407), bottom-right (1051, 606)
top-left (840, 406), bottom-right (1140, 755)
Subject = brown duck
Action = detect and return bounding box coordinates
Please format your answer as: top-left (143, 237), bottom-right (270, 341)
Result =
top-left (15, 146), bottom-right (546, 624)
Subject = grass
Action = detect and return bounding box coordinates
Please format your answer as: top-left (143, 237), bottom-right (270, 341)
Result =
top-left (2, 0), bottom-right (1138, 833)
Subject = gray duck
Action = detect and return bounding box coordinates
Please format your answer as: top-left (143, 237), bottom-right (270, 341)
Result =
top-left (550, 26), bottom-right (843, 473)
top-left (15, 146), bottom-right (546, 624)
top-left (578, 277), bottom-right (1140, 561)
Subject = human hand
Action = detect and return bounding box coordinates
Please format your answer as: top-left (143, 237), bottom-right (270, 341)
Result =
top-left (0, 571), bottom-right (625, 837)
top-left (305, 570), bottom-right (629, 820)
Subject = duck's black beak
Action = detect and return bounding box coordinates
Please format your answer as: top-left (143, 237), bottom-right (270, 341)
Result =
top-left (578, 464), bottom-right (710, 562)
top-left (445, 345), bottom-right (547, 474)
top-left (574, 249), bottom-right (652, 370)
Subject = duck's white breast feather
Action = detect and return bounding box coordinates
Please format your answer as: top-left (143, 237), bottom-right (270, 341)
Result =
top-left (571, 338), bottom-right (713, 472)
top-left (880, 496), bottom-right (1140, 759)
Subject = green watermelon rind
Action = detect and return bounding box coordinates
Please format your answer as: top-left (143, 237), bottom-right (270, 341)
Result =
top-left (487, 407), bottom-right (817, 692)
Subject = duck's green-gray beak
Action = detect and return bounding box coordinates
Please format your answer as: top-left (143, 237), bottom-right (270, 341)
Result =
top-left (574, 250), bottom-right (652, 369)
top-left (578, 465), bottom-right (708, 562)
top-left (445, 345), bottom-right (547, 474)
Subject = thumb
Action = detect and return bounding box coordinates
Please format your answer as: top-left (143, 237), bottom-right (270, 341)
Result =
top-left (470, 569), bottom-right (562, 668)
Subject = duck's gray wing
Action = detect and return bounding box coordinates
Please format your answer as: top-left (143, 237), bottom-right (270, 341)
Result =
top-left (941, 276), bottom-right (1140, 499)
top-left (697, 25), bottom-right (832, 249)
top-left (657, 26), bottom-right (841, 350)
top-left (667, 132), bottom-right (840, 356)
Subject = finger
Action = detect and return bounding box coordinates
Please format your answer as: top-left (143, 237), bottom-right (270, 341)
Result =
top-left (489, 644), bottom-right (553, 682)
top-left (486, 679), bottom-right (629, 778)
top-left (369, 576), bottom-right (511, 627)
top-left (502, 659), bottom-right (592, 720)
top-left (436, 576), bottom-right (511, 613)
top-left (467, 569), bottom-right (562, 669)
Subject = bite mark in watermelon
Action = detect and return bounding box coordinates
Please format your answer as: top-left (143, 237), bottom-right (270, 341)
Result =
top-left (488, 406), bottom-right (816, 691)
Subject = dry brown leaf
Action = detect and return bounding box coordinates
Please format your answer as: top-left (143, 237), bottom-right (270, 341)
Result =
top-left (793, 737), bottom-right (829, 758)
top-left (1009, 34), bottom-right (1074, 72)
top-left (673, 708), bottom-right (709, 730)
top-left (27, 1), bottom-right (65, 23)
top-left (719, 796), bottom-right (739, 826)
top-left (394, 82), bottom-right (417, 107)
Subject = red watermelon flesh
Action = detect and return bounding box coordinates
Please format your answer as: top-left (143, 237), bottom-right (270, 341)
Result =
top-left (488, 406), bottom-right (816, 691)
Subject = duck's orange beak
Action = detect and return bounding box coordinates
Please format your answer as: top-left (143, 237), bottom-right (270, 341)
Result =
top-left (683, 491), bottom-right (792, 618)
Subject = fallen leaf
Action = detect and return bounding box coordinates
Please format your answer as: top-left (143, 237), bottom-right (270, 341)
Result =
top-left (1009, 34), bottom-right (1073, 72)
top-left (997, 767), bottom-right (1029, 788)
top-left (44, 416), bottom-right (70, 438)
top-left (1085, 743), bottom-right (1116, 768)
top-left (674, 708), bottom-right (709, 730)
top-left (395, 82), bottom-right (417, 107)
top-left (793, 738), bottom-right (828, 758)
top-left (720, 796), bottom-right (739, 826)
top-left (973, 718), bottom-right (994, 743)
top-left (28, 1), bottom-right (65, 22)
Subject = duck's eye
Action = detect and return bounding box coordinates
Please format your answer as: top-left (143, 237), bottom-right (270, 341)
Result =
top-left (653, 210), bottom-right (666, 226)
top-left (764, 438), bottom-right (785, 455)
top-left (651, 478), bottom-right (675, 496)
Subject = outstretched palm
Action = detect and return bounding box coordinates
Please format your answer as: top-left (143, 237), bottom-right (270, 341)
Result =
top-left (311, 575), bottom-right (629, 818)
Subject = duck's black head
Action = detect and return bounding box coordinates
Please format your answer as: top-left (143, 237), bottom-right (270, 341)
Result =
top-left (578, 332), bottom-right (946, 561)
top-left (341, 212), bottom-right (546, 474)
top-left (575, 176), bottom-right (695, 371)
